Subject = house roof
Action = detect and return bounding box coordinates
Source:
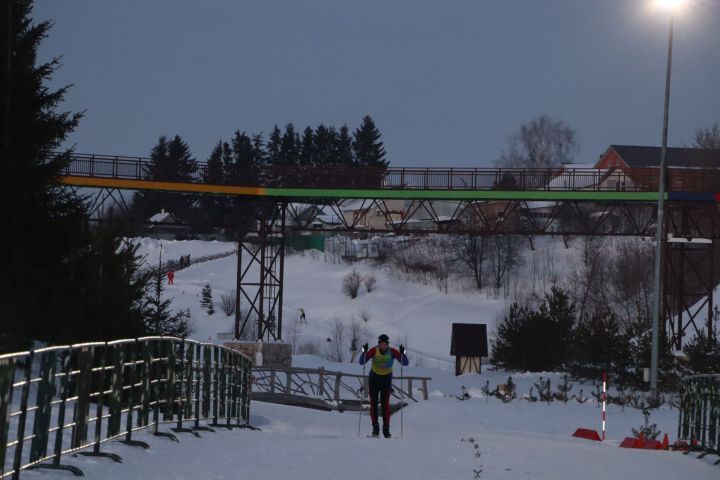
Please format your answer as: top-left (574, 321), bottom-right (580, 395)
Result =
top-left (148, 209), bottom-right (178, 224)
top-left (450, 323), bottom-right (488, 356)
top-left (608, 145), bottom-right (720, 168)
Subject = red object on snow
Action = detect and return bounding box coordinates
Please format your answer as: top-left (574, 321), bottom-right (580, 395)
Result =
top-left (641, 439), bottom-right (663, 450)
top-left (619, 437), bottom-right (637, 448)
top-left (167, 271), bottom-right (175, 285)
top-left (619, 432), bottom-right (670, 450)
top-left (572, 428), bottom-right (602, 441)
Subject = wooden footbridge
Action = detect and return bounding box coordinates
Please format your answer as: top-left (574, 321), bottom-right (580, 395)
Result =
top-left (250, 366), bottom-right (431, 412)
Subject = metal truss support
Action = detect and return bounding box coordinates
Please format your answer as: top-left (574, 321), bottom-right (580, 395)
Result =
top-left (664, 202), bottom-right (718, 348)
top-left (234, 201), bottom-right (286, 341)
top-left (285, 198), bottom-right (664, 237)
top-left (81, 187), bottom-right (134, 219)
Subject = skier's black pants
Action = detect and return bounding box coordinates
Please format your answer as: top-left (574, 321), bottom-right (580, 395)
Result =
top-left (368, 373), bottom-right (392, 426)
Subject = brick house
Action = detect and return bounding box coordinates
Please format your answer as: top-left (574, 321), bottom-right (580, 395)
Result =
top-left (594, 145), bottom-right (720, 191)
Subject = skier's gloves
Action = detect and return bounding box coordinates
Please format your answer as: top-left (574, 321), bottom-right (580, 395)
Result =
top-left (362, 343), bottom-right (369, 353)
top-left (399, 345), bottom-right (405, 355)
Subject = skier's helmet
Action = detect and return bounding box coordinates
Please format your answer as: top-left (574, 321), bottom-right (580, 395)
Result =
top-left (378, 334), bottom-right (390, 344)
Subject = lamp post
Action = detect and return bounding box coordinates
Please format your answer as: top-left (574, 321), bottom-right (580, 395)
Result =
top-left (650, 0), bottom-right (682, 396)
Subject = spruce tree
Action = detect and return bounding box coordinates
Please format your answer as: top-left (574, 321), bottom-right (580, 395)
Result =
top-left (337, 125), bottom-right (354, 167)
top-left (279, 123), bottom-right (299, 166)
top-left (201, 284), bottom-right (214, 315)
top-left (314, 124), bottom-right (338, 167)
top-left (299, 126), bottom-right (315, 167)
top-left (352, 115), bottom-right (388, 168)
top-left (0, 2), bottom-right (149, 349)
top-left (144, 260), bottom-right (191, 338)
top-left (266, 125), bottom-right (282, 167)
top-left (197, 142), bottom-right (227, 232)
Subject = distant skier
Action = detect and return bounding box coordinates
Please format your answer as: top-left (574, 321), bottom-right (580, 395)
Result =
top-left (359, 334), bottom-right (408, 438)
top-left (167, 271), bottom-right (175, 285)
top-left (299, 307), bottom-right (306, 324)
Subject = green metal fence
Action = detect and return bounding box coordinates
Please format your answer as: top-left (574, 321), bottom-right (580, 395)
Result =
top-left (0, 337), bottom-right (252, 478)
top-left (678, 374), bottom-right (720, 457)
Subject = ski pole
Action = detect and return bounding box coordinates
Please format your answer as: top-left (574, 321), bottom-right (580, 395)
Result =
top-left (357, 357), bottom-right (366, 438)
top-left (400, 351), bottom-right (404, 439)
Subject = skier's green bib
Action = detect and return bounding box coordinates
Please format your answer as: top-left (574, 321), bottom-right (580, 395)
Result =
top-left (371, 348), bottom-right (394, 376)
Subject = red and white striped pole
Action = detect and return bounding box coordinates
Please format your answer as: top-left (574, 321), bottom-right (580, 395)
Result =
top-left (601, 372), bottom-right (607, 441)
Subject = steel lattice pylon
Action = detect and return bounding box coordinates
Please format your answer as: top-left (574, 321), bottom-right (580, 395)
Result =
top-left (234, 202), bottom-right (286, 342)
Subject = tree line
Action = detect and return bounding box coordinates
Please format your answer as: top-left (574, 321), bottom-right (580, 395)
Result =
top-left (130, 118), bottom-right (387, 233)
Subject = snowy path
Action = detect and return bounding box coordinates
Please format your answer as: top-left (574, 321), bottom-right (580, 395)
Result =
top-left (22, 371), bottom-right (719, 480)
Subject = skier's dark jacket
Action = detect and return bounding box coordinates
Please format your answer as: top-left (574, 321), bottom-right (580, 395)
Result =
top-left (359, 347), bottom-right (408, 376)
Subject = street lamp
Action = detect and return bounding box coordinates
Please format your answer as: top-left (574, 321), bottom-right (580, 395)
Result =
top-left (649, 0), bottom-right (684, 397)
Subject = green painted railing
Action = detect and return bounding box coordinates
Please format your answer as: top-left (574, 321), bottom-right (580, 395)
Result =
top-left (0, 337), bottom-right (252, 478)
top-left (678, 374), bottom-right (720, 457)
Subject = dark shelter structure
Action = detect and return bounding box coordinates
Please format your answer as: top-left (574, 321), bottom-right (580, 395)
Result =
top-left (450, 323), bottom-right (488, 376)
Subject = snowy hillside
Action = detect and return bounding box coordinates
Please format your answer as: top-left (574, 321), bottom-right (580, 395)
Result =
top-left (26, 238), bottom-right (713, 479)
top-left (134, 238), bottom-right (509, 364)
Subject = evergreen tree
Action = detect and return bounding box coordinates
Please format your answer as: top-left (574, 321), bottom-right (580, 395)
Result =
top-left (266, 125), bottom-right (282, 167)
top-left (682, 323), bottom-right (720, 374)
top-left (200, 284), bottom-right (214, 315)
top-left (0, 2), bottom-right (155, 350)
top-left (314, 124), bottom-right (338, 167)
top-left (196, 142), bottom-right (228, 232)
top-left (167, 134), bottom-right (197, 182)
top-left (352, 115), bottom-right (388, 168)
top-left (279, 123), bottom-right (300, 166)
top-left (337, 125), bottom-right (354, 167)
top-left (204, 141), bottom-right (225, 184)
top-left (58, 224), bottom-right (148, 342)
top-left (144, 260), bottom-right (191, 338)
top-left (299, 126), bottom-right (316, 167)
top-left (0, 1), bottom-right (90, 350)
top-left (540, 286), bottom-right (576, 365)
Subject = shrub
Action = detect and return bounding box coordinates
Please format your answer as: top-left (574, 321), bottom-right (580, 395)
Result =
top-left (220, 290), bottom-right (236, 316)
top-left (363, 273), bottom-right (377, 292)
top-left (343, 270), bottom-right (362, 299)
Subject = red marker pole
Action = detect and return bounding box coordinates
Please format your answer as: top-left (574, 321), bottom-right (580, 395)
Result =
top-left (601, 372), bottom-right (607, 441)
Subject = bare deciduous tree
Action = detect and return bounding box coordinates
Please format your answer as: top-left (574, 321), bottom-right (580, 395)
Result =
top-left (454, 235), bottom-right (488, 290)
top-left (326, 319), bottom-right (346, 362)
top-left (693, 122), bottom-right (720, 150)
top-left (496, 115), bottom-right (577, 169)
top-left (488, 236), bottom-right (524, 296)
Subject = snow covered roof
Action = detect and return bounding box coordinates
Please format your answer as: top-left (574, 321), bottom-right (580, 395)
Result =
top-left (547, 168), bottom-right (609, 190)
top-left (148, 209), bottom-right (177, 224)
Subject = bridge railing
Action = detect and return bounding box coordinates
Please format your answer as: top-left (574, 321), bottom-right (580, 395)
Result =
top-left (0, 337), bottom-right (252, 479)
top-left (52, 152), bottom-right (720, 193)
top-left (678, 374), bottom-right (719, 455)
top-left (251, 366), bottom-right (431, 411)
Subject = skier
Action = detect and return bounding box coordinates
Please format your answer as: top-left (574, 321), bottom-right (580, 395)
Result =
top-left (167, 271), bottom-right (175, 285)
top-left (299, 307), bottom-right (306, 324)
top-left (359, 334), bottom-right (408, 438)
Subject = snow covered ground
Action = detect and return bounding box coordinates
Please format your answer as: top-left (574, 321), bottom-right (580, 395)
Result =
top-left (43, 238), bottom-right (712, 480)
top-left (21, 362), bottom-right (719, 480)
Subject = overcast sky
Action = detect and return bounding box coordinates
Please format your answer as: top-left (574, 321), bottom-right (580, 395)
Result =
top-left (35, 0), bottom-right (720, 168)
